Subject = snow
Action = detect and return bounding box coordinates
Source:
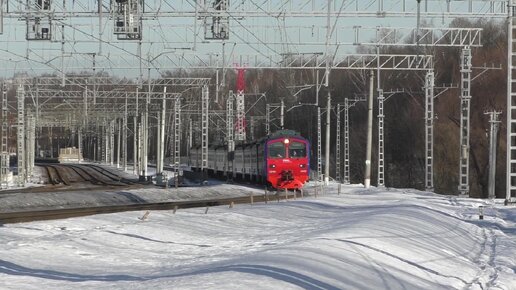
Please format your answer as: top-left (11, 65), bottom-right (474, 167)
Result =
top-left (0, 167), bottom-right (515, 289)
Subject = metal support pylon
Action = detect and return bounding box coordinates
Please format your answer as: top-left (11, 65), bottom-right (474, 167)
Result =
top-left (335, 104), bottom-right (341, 182)
top-left (325, 92), bottom-right (331, 185)
top-left (188, 118), bottom-right (192, 159)
top-left (250, 116), bottom-right (255, 141)
top-left (122, 93), bottom-right (128, 171)
top-left (142, 105), bottom-right (149, 176)
top-left (109, 119), bottom-right (115, 166)
top-left (459, 47), bottom-right (472, 196)
top-left (174, 96), bottom-right (181, 181)
top-left (317, 107), bottom-right (322, 182)
top-left (26, 111), bottom-right (35, 179)
top-left (377, 89), bottom-right (385, 187)
top-left (235, 89), bottom-right (246, 141)
top-left (425, 70), bottom-right (435, 191)
top-left (343, 98), bottom-right (351, 185)
top-left (138, 121), bottom-right (144, 175)
top-left (101, 121), bottom-right (107, 163)
top-left (1, 83), bottom-right (9, 189)
top-left (156, 111), bottom-right (162, 174)
top-left (265, 103), bottom-right (270, 135)
top-left (226, 92), bottom-right (234, 176)
top-left (16, 84), bottom-right (25, 187)
top-left (201, 85), bottom-right (209, 170)
top-left (117, 119), bottom-right (121, 168)
top-left (157, 88), bottom-right (166, 175)
top-left (343, 97), bottom-right (366, 185)
top-left (506, 0), bottom-right (516, 204)
top-left (133, 116), bottom-right (138, 175)
top-left (78, 127), bottom-right (83, 163)
top-left (280, 99), bottom-right (285, 130)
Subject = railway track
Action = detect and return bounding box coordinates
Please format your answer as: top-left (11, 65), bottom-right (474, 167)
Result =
top-left (0, 190), bottom-right (307, 224)
top-left (45, 164), bottom-right (70, 185)
top-left (0, 164), bottom-right (142, 195)
top-left (67, 164), bottom-right (134, 186)
top-left (36, 163), bottom-right (136, 187)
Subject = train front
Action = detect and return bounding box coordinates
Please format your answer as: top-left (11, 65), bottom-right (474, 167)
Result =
top-left (265, 136), bottom-right (310, 190)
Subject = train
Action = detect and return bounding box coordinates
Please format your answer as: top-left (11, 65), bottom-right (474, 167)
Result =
top-left (189, 130), bottom-right (310, 190)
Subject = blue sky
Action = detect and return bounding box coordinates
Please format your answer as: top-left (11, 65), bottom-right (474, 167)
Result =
top-left (0, 0), bottom-right (506, 78)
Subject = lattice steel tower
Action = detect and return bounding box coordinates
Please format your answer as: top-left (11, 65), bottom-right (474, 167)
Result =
top-left (17, 84), bottom-right (25, 187)
top-left (459, 47), bottom-right (472, 195)
top-left (1, 84), bottom-right (8, 189)
top-left (507, 0), bottom-right (516, 204)
top-left (425, 70), bottom-right (435, 191)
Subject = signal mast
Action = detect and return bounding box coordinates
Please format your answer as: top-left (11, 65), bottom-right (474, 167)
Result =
top-left (234, 67), bottom-right (246, 141)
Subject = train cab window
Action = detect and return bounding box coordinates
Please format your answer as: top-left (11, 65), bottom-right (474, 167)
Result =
top-left (289, 141), bottom-right (306, 158)
top-left (268, 142), bottom-right (285, 158)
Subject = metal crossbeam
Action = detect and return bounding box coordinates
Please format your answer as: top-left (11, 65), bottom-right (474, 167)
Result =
top-left (0, 1), bottom-right (508, 18)
top-left (119, 53), bottom-right (434, 71)
top-left (25, 89), bottom-right (181, 100)
top-left (151, 78), bottom-right (211, 87)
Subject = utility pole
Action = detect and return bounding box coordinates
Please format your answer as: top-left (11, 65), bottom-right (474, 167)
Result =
top-left (486, 111), bottom-right (501, 199)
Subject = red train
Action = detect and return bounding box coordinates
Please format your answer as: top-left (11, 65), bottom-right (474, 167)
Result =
top-left (190, 130), bottom-right (310, 190)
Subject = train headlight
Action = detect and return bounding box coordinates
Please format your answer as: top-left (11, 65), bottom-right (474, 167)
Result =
top-left (269, 164), bottom-right (276, 169)
top-left (299, 164), bottom-right (306, 168)
top-left (283, 138), bottom-right (290, 144)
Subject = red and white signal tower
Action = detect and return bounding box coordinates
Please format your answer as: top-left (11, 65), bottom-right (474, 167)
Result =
top-left (234, 67), bottom-right (246, 141)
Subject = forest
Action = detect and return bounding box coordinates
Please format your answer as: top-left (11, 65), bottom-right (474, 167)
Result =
top-left (236, 18), bottom-right (507, 198)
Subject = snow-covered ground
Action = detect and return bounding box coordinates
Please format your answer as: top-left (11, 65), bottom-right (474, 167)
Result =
top-left (1, 181), bottom-right (515, 289)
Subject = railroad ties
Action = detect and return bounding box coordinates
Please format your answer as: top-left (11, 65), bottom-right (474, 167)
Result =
top-left (36, 163), bottom-right (135, 187)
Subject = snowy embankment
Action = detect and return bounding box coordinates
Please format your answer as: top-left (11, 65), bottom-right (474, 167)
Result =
top-left (0, 184), bottom-right (515, 289)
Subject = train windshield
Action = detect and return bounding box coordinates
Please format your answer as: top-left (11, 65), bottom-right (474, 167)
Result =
top-left (289, 141), bottom-right (306, 158)
top-left (268, 141), bottom-right (286, 158)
